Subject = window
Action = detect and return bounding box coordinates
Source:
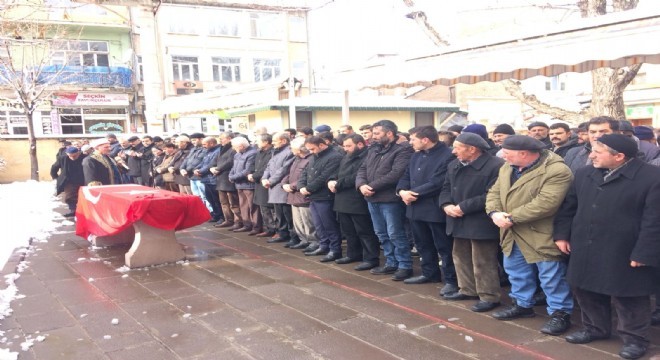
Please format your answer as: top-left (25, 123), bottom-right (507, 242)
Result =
top-left (253, 58), bottom-right (280, 82)
top-left (250, 12), bottom-right (283, 39)
top-left (414, 112), bottom-right (434, 127)
top-left (212, 57), bottom-right (241, 82)
top-left (136, 55), bottom-right (144, 82)
top-left (0, 110), bottom-right (28, 135)
top-left (51, 40), bottom-right (109, 67)
top-left (167, 10), bottom-right (198, 34)
top-left (172, 56), bottom-right (199, 81)
top-left (60, 108), bottom-right (83, 134)
top-left (208, 10), bottom-right (240, 36)
top-left (288, 15), bottom-right (307, 42)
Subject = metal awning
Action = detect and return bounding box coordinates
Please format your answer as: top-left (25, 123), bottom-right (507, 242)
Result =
top-left (156, 81), bottom-right (282, 117)
top-left (334, 9), bottom-right (660, 89)
top-left (226, 93), bottom-right (459, 116)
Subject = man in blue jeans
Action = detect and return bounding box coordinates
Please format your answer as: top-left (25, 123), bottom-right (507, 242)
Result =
top-left (356, 120), bottom-right (413, 281)
top-left (486, 135), bottom-right (574, 336)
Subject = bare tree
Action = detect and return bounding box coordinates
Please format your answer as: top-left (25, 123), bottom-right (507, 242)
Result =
top-left (505, 0), bottom-right (641, 123)
top-left (0, 3), bottom-right (81, 180)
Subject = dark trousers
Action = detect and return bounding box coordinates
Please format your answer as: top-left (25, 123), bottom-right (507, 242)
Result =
top-left (337, 212), bottom-right (380, 264)
top-left (260, 204), bottom-right (277, 232)
top-left (204, 186), bottom-right (222, 220)
top-left (573, 287), bottom-right (651, 346)
top-left (410, 220), bottom-right (456, 284)
top-left (274, 203), bottom-right (298, 241)
top-left (309, 200), bottom-right (341, 253)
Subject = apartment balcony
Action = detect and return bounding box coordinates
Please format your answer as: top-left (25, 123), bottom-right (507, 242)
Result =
top-left (0, 66), bottom-right (133, 89)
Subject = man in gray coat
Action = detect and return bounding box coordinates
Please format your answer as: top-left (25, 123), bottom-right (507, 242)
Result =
top-left (262, 132), bottom-right (298, 245)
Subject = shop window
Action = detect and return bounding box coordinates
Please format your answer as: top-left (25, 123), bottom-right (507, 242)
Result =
top-left (415, 112), bottom-right (434, 127)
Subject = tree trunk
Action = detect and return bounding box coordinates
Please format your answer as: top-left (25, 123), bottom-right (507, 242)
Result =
top-left (26, 111), bottom-right (39, 181)
top-left (587, 0), bottom-right (639, 120)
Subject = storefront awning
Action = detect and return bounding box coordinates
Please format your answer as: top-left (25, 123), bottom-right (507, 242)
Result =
top-left (156, 81), bottom-right (282, 117)
top-left (334, 9), bottom-right (660, 89)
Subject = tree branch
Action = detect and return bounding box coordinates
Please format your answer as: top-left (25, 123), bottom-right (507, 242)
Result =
top-left (502, 79), bottom-right (588, 124)
top-left (617, 63), bottom-right (642, 91)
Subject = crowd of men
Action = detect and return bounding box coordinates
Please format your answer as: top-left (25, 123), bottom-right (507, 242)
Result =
top-left (50, 118), bottom-right (660, 360)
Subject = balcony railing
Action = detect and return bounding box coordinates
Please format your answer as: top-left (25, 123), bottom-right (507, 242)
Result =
top-left (0, 66), bottom-right (133, 88)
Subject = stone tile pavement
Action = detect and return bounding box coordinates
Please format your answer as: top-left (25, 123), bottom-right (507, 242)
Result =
top-left (1, 209), bottom-right (659, 359)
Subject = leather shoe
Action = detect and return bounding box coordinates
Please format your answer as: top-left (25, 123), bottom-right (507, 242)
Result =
top-left (214, 221), bottom-right (233, 228)
top-left (403, 275), bottom-right (440, 285)
top-left (247, 229), bottom-right (260, 236)
top-left (255, 231), bottom-right (275, 237)
top-left (439, 283), bottom-right (459, 296)
top-left (565, 328), bottom-right (609, 344)
top-left (443, 292), bottom-right (479, 301)
top-left (651, 309), bottom-right (660, 326)
top-left (290, 242), bottom-right (310, 250)
top-left (471, 301), bottom-right (500, 313)
top-left (354, 262), bottom-right (378, 271)
top-left (370, 266), bottom-right (397, 275)
top-left (540, 311), bottom-right (571, 336)
top-left (283, 240), bottom-right (300, 248)
top-left (334, 257), bottom-right (360, 265)
top-left (233, 226), bottom-right (252, 233)
top-left (303, 243), bottom-right (320, 253)
top-left (305, 248), bottom-right (329, 256)
top-left (391, 268), bottom-right (413, 281)
top-left (619, 343), bottom-right (647, 360)
top-left (229, 223), bottom-right (243, 230)
top-left (320, 252), bottom-right (341, 262)
top-left (267, 237), bottom-right (289, 243)
top-left (492, 304), bottom-right (535, 320)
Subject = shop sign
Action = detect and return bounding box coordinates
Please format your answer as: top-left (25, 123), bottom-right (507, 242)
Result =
top-left (52, 93), bottom-right (130, 106)
top-left (625, 105), bottom-right (654, 118)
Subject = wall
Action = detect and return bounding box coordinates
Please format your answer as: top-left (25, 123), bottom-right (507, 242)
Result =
top-left (0, 138), bottom-right (65, 183)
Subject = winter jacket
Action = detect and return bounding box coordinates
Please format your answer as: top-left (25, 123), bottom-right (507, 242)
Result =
top-left (263, 145), bottom-right (295, 204)
top-left (485, 150), bottom-right (572, 263)
top-left (355, 141), bottom-right (413, 203)
top-left (298, 146), bottom-right (342, 201)
top-left (229, 147), bottom-right (257, 190)
top-left (252, 147), bottom-right (274, 206)
top-left (282, 153), bottom-right (312, 207)
top-left (214, 143), bottom-right (237, 192)
top-left (332, 147), bottom-right (369, 215)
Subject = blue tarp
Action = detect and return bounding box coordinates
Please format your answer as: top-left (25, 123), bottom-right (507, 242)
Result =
top-left (0, 66), bottom-right (132, 88)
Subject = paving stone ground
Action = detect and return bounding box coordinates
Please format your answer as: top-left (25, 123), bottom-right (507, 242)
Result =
top-left (1, 207), bottom-right (659, 359)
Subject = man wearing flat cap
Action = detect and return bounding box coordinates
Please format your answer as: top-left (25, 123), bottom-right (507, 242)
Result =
top-left (439, 132), bottom-right (505, 312)
top-left (554, 134), bottom-right (660, 360)
top-left (527, 121), bottom-right (552, 149)
top-left (486, 135), bottom-right (574, 336)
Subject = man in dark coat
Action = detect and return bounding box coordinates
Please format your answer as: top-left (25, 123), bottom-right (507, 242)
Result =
top-left (51, 146), bottom-right (86, 217)
top-left (396, 126), bottom-right (457, 287)
top-left (194, 137), bottom-right (223, 223)
top-left (527, 121), bottom-right (553, 149)
top-left (229, 137), bottom-right (260, 234)
top-left (169, 135), bottom-right (193, 194)
top-left (329, 134), bottom-right (380, 270)
top-left (298, 136), bottom-right (343, 261)
top-left (439, 133), bottom-right (505, 312)
top-left (139, 135), bottom-right (155, 187)
top-left (213, 132), bottom-right (241, 229)
top-left (564, 116), bottom-right (619, 173)
top-left (249, 134), bottom-right (275, 236)
top-left (554, 134), bottom-right (660, 360)
top-left (83, 138), bottom-right (121, 186)
top-left (282, 138), bottom-right (317, 250)
top-left (549, 123), bottom-right (580, 158)
top-left (125, 135), bottom-right (144, 184)
top-left (180, 133), bottom-right (213, 215)
top-left (356, 120), bottom-right (413, 278)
